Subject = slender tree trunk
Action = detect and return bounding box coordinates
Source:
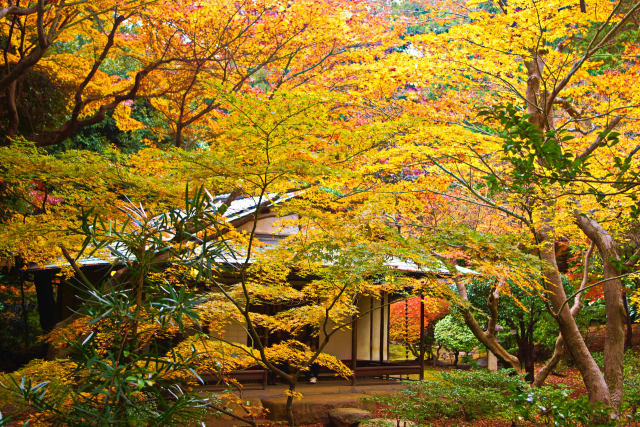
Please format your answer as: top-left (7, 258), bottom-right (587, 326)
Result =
top-left (576, 214), bottom-right (626, 409)
top-left (516, 331), bottom-right (535, 382)
top-left (285, 382), bottom-right (296, 426)
top-left (5, 80), bottom-right (19, 138)
top-left (525, 343), bottom-right (535, 382)
top-left (534, 242), bottom-right (594, 387)
top-left (536, 227), bottom-right (611, 406)
top-left (175, 122), bottom-right (184, 148)
top-left (453, 277), bottom-right (522, 371)
top-left (533, 337), bottom-right (566, 387)
top-left (526, 316), bottom-right (536, 382)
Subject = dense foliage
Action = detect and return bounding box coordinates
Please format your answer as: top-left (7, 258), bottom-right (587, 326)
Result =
top-left (433, 314), bottom-right (479, 366)
top-left (1, 0), bottom-right (640, 424)
top-left (389, 296), bottom-right (449, 358)
top-left (369, 369), bottom-right (616, 426)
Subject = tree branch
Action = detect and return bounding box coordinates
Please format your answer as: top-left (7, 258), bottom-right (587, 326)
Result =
top-left (575, 116), bottom-right (623, 160)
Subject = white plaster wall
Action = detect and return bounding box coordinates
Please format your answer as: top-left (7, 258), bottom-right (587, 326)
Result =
top-left (319, 319), bottom-right (352, 360)
top-left (369, 294), bottom-right (388, 361)
top-left (213, 320), bottom-right (248, 346)
top-left (215, 296), bottom-right (390, 362)
top-left (356, 297), bottom-right (371, 360)
top-left (319, 295), bottom-right (388, 361)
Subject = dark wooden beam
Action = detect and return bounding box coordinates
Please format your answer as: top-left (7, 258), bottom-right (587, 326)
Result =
top-left (419, 293), bottom-right (425, 380)
top-left (369, 297), bottom-right (374, 360)
top-left (262, 327), bottom-right (269, 389)
top-left (351, 312), bottom-right (357, 386)
top-left (379, 293), bottom-right (385, 362)
top-left (34, 270), bottom-right (57, 331)
top-left (386, 297), bottom-right (390, 369)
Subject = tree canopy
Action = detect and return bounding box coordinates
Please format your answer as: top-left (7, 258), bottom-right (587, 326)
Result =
top-left (1, 0), bottom-right (640, 423)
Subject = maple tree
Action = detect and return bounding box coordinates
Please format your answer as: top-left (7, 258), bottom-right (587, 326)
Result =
top-left (1, 0), bottom-right (640, 423)
top-left (0, 0), bottom-right (158, 144)
top-left (389, 295), bottom-right (449, 359)
top-left (1, 0), bottom-right (396, 147)
top-left (356, 0), bottom-right (640, 414)
top-left (1, 2), bottom-right (413, 425)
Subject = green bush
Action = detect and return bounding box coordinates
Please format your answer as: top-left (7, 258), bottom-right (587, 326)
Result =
top-left (514, 384), bottom-right (614, 427)
top-left (367, 369), bottom-right (524, 423)
top-left (590, 349), bottom-right (640, 421)
top-left (433, 314), bottom-right (479, 365)
top-left (0, 188), bottom-right (222, 426)
top-left (368, 368), bottom-right (617, 426)
top-left (623, 351), bottom-right (640, 422)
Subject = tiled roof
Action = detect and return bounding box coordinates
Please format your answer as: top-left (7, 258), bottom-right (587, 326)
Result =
top-left (29, 191), bottom-right (478, 276)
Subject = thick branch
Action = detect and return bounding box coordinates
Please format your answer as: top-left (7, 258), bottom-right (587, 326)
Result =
top-left (69, 15), bottom-right (127, 122)
top-left (30, 57), bottom-right (173, 146)
top-left (575, 116), bottom-right (623, 160)
top-left (0, 45), bottom-right (47, 93)
top-left (554, 97), bottom-right (594, 131)
top-left (453, 275), bottom-right (521, 371)
top-left (0, 4), bottom-right (39, 19)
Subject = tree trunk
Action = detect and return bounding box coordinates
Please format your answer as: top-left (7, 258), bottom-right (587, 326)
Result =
top-left (454, 277), bottom-right (522, 371)
top-left (533, 336), bottom-right (566, 387)
top-left (285, 383), bottom-right (296, 426)
top-left (576, 214), bottom-right (626, 410)
top-left (5, 80), bottom-right (19, 139)
top-left (536, 227), bottom-right (611, 406)
top-left (516, 332), bottom-right (536, 383)
top-left (522, 45), bottom-right (612, 403)
top-left (175, 122), bottom-right (184, 148)
top-left (534, 242), bottom-right (594, 387)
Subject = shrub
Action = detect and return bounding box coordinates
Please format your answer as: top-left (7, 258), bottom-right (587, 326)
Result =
top-left (623, 350), bottom-right (640, 422)
top-left (433, 314), bottom-right (479, 366)
top-left (368, 368), bottom-right (617, 426)
top-left (367, 369), bottom-right (524, 423)
top-left (513, 384), bottom-right (614, 427)
top-left (0, 188), bottom-right (225, 426)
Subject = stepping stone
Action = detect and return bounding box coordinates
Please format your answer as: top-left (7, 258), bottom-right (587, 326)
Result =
top-left (261, 393), bottom-right (375, 424)
top-left (328, 407), bottom-right (374, 427)
top-left (361, 420), bottom-right (416, 427)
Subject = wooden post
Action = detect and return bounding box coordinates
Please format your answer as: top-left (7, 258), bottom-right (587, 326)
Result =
top-left (379, 293), bottom-right (385, 362)
top-left (351, 314), bottom-right (358, 385)
top-left (386, 296), bottom-right (390, 367)
top-left (34, 269), bottom-right (57, 332)
top-left (404, 297), bottom-right (409, 362)
top-left (419, 293), bottom-right (425, 380)
top-left (263, 328), bottom-right (269, 389)
top-left (369, 297), bottom-right (374, 360)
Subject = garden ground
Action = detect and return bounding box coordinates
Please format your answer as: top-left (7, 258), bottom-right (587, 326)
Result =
top-left (199, 365), bottom-right (588, 426)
